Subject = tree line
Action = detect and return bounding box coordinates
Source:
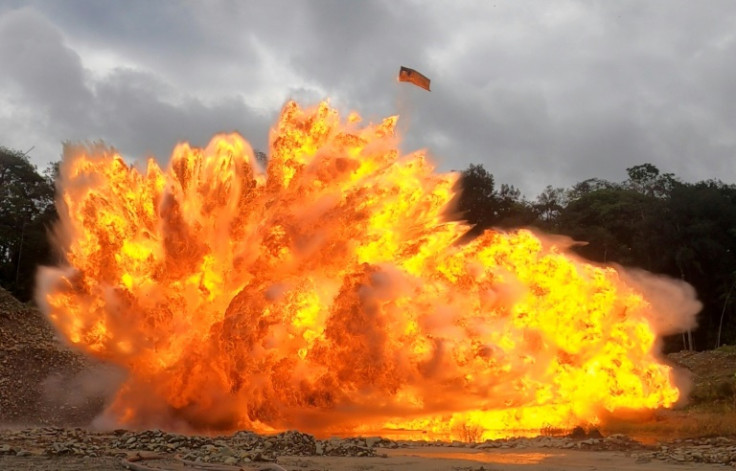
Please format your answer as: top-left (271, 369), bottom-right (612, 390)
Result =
top-left (1, 146), bottom-right (734, 350)
top-left (456, 162), bottom-right (736, 351)
top-left (0, 147), bottom-right (58, 301)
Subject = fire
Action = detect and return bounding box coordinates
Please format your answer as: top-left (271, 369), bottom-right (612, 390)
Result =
top-left (41, 101), bottom-right (680, 439)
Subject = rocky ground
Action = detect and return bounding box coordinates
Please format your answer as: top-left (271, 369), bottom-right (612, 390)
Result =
top-left (0, 427), bottom-right (735, 470)
top-left (2, 286), bottom-right (736, 470)
top-left (668, 348), bottom-right (736, 404)
top-left (0, 427), bottom-right (381, 467)
top-left (0, 288), bottom-right (109, 426)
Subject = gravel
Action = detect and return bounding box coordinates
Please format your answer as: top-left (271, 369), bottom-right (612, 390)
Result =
top-left (0, 288), bottom-right (108, 426)
top-left (1, 427), bottom-right (735, 468)
top-left (0, 427), bottom-right (376, 468)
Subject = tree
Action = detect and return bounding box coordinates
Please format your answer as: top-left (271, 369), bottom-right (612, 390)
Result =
top-left (625, 163), bottom-right (678, 198)
top-left (660, 180), bottom-right (736, 348)
top-left (455, 164), bottom-right (536, 238)
top-left (495, 183), bottom-right (536, 228)
top-left (556, 187), bottom-right (657, 265)
top-left (0, 147), bottom-right (58, 300)
top-left (534, 185), bottom-right (566, 225)
top-left (455, 164), bottom-right (496, 237)
top-left (552, 166), bottom-right (736, 350)
top-left (566, 178), bottom-right (615, 200)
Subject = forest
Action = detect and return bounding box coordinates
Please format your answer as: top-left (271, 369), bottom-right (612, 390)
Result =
top-left (2, 146), bottom-right (734, 352)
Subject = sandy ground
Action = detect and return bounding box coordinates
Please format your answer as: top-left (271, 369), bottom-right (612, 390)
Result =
top-left (0, 446), bottom-right (731, 471)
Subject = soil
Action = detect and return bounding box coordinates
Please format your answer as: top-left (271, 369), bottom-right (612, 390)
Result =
top-left (0, 288), bottom-right (109, 426)
top-left (0, 445), bottom-right (732, 471)
top-left (668, 348), bottom-right (736, 404)
top-left (2, 287), bottom-right (736, 470)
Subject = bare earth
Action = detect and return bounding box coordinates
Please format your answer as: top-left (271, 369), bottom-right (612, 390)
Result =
top-left (2, 287), bottom-right (736, 470)
top-left (0, 444), bottom-right (732, 471)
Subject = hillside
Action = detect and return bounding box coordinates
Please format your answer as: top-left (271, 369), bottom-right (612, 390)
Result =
top-left (0, 288), bottom-right (108, 425)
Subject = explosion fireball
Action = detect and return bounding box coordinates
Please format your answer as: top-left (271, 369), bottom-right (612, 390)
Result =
top-left (39, 101), bottom-right (693, 440)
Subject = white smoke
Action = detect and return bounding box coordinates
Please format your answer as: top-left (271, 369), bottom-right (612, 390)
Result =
top-left (617, 267), bottom-right (701, 336)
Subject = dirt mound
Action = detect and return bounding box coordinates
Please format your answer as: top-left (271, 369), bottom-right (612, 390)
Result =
top-left (668, 348), bottom-right (736, 405)
top-left (0, 287), bottom-right (111, 426)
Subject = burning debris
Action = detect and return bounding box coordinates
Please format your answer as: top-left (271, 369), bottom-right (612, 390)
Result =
top-left (36, 100), bottom-right (698, 439)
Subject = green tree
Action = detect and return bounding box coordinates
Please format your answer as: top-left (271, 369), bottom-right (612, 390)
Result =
top-left (566, 178), bottom-right (616, 201)
top-left (0, 147), bottom-right (58, 300)
top-left (534, 185), bottom-right (566, 226)
top-left (455, 164), bottom-right (536, 238)
top-left (553, 165), bottom-right (736, 349)
top-left (625, 163), bottom-right (678, 198)
top-left (660, 180), bottom-right (736, 348)
top-left (556, 186), bottom-right (658, 265)
top-left (496, 183), bottom-right (536, 227)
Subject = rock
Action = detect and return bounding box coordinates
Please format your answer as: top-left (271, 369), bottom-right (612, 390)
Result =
top-left (365, 436), bottom-right (381, 448)
top-left (568, 426), bottom-right (587, 439)
top-left (3, 424), bottom-right (734, 467)
top-left (0, 288), bottom-right (108, 427)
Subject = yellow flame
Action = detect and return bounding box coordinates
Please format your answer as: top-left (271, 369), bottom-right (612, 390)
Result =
top-left (42, 100), bottom-right (679, 440)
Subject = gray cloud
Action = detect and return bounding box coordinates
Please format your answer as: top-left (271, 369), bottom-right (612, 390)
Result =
top-left (0, 8), bottom-right (93, 135)
top-left (1, 1), bottom-right (735, 197)
top-left (91, 67), bottom-right (271, 160)
top-left (0, 4), bottom-right (271, 169)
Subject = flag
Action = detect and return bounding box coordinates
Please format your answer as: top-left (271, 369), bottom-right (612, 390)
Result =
top-left (398, 66), bottom-right (431, 91)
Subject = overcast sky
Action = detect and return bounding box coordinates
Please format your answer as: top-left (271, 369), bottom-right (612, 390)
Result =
top-left (1, 0), bottom-right (735, 198)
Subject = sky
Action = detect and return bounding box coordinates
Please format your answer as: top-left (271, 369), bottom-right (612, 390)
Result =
top-left (1, 0), bottom-right (735, 198)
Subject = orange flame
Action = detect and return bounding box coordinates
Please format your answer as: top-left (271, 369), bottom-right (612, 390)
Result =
top-left (41, 101), bottom-right (680, 439)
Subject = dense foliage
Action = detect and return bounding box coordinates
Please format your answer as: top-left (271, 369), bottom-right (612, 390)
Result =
top-left (0, 147), bottom-right (59, 301)
top-left (1, 144), bottom-right (734, 350)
